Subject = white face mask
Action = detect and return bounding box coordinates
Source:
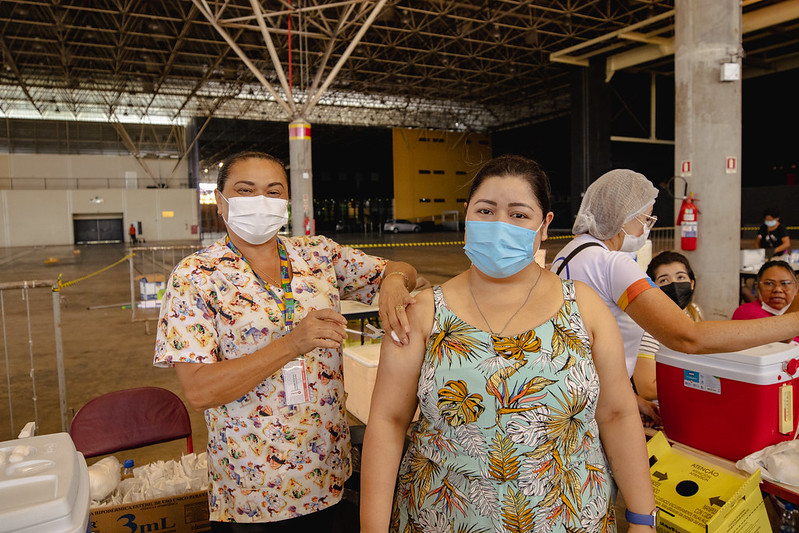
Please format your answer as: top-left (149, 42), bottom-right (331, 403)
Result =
top-left (219, 194), bottom-right (288, 245)
top-left (761, 301), bottom-right (788, 316)
top-left (620, 225), bottom-right (651, 252)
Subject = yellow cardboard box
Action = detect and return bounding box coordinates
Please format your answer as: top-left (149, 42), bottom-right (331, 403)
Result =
top-left (647, 432), bottom-right (770, 532)
top-left (90, 490), bottom-right (209, 533)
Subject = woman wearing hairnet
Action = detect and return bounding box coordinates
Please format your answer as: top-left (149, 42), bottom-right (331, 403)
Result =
top-left (553, 169), bottom-right (799, 420)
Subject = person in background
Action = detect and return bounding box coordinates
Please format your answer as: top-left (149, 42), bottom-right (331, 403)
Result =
top-left (362, 155), bottom-right (656, 532)
top-left (129, 223), bottom-right (137, 244)
top-left (153, 151), bottom-right (417, 531)
top-left (634, 251), bottom-right (703, 401)
top-left (756, 208), bottom-right (790, 258)
top-left (733, 260), bottom-right (799, 344)
top-left (551, 169), bottom-right (799, 420)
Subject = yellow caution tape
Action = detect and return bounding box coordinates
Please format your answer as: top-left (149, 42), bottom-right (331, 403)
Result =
top-left (344, 241), bottom-right (465, 248)
top-left (54, 252), bottom-right (135, 292)
top-left (743, 226), bottom-right (799, 231)
top-left (345, 236), bottom-right (579, 248)
top-left (47, 225), bottom-right (788, 289)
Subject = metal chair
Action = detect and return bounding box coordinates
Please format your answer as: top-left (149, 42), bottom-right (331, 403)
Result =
top-left (68, 387), bottom-right (193, 458)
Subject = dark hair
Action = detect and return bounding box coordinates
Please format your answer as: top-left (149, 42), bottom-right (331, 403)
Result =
top-left (466, 154), bottom-right (551, 214)
top-left (763, 208), bottom-right (780, 219)
top-left (216, 151), bottom-right (287, 191)
top-left (646, 251), bottom-right (696, 283)
top-left (756, 260), bottom-right (796, 283)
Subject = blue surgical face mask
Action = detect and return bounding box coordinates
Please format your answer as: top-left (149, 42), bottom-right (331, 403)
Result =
top-left (464, 220), bottom-right (544, 278)
top-left (765, 219), bottom-right (777, 227)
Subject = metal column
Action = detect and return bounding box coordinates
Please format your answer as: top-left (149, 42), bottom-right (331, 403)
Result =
top-left (289, 120), bottom-right (314, 237)
top-left (570, 59), bottom-right (612, 222)
top-left (674, 0), bottom-right (742, 318)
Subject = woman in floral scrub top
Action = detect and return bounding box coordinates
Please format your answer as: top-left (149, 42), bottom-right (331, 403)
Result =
top-left (361, 155), bottom-right (656, 532)
top-left (154, 151), bottom-right (417, 531)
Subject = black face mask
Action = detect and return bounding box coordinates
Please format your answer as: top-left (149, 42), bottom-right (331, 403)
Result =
top-left (660, 281), bottom-right (694, 309)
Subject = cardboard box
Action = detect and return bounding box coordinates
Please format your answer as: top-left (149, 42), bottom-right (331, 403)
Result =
top-left (647, 432), bottom-right (770, 532)
top-left (90, 490), bottom-right (209, 533)
top-left (138, 274), bottom-right (166, 302)
top-left (656, 342), bottom-right (799, 461)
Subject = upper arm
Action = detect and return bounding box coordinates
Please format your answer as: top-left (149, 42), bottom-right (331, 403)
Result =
top-left (368, 290), bottom-right (433, 425)
top-left (625, 288), bottom-right (699, 352)
top-left (325, 236), bottom-right (388, 303)
top-left (154, 268), bottom-right (219, 367)
top-left (173, 362), bottom-right (208, 409)
top-left (603, 254), bottom-right (656, 311)
top-left (632, 357), bottom-right (657, 401)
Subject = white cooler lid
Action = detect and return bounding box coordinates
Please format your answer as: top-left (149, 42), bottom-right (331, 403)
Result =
top-left (0, 432), bottom-right (90, 533)
top-left (343, 342), bottom-right (381, 367)
top-left (656, 342), bottom-right (799, 385)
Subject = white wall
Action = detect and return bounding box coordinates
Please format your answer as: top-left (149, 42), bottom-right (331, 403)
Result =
top-left (0, 189), bottom-right (199, 247)
top-left (1, 190), bottom-right (73, 246)
top-left (0, 153), bottom-right (189, 189)
top-left (124, 189), bottom-right (200, 242)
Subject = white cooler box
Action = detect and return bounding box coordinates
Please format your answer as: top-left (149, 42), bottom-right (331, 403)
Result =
top-left (343, 342), bottom-right (381, 424)
top-left (656, 342), bottom-right (799, 461)
top-left (0, 432), bottom-right (90, 533)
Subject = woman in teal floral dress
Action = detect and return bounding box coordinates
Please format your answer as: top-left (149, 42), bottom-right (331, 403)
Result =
top-left (361, 155), bottom-right (656, 532)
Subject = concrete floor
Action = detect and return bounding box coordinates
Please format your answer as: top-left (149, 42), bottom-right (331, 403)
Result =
top-left (0, 231), bottom-right (488, 458)
top-left (0, 230), bottom-right (645, 528)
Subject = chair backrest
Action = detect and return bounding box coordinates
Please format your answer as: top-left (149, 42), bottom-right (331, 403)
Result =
top-left (69, 387), bottom-right (193, 458)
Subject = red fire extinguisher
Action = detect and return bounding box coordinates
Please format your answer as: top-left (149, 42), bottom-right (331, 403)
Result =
top-left (676, 193), bottom-right (698, 251)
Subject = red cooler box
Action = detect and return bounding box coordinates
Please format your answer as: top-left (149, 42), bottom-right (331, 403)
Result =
top-left (656, 342), bottom-right (799, 461)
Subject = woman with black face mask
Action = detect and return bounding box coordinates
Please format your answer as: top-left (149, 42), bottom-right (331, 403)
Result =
top-left (633, 252), bottom-right (703, 401)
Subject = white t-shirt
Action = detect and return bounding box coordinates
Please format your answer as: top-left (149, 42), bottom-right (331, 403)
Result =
top-left (552, 234), bottom-right (656, 377)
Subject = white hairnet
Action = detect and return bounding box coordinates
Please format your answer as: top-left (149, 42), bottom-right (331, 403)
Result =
top-left (572, 169), bottom-right (659, 240)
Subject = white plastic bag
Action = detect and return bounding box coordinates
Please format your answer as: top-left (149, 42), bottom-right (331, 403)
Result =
top-left (90, 452), bottom-right (208, 507)
top-left (736, 440), bottom-right (799, 486)
top-left (87, 456), bottom-right (121, 501)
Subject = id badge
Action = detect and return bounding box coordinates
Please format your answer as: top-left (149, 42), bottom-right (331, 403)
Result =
top-left (282, 357), bottom-right (310, 406)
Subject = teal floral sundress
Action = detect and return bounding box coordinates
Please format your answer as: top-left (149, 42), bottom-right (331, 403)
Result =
top-left (392, 280), bottom-right (616, 533)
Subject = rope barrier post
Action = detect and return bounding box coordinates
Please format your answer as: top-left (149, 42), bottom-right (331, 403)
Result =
top-left (0, 291), bottom-right (13, 436)
top-left (51, 287), bottom-right (68, 432)
top-left (22, 286), bottom-right (39, 434)
top-left (129, 253), bottom-right (137, 322)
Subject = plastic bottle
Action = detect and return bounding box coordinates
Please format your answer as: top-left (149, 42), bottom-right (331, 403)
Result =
top-left (121, 459), bottom-right (134, 480)
top-left (781, 502), bottom-right (797, 533)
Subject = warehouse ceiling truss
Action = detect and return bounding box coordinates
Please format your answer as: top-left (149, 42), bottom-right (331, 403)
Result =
top-left (0, 0), bottom-right (797, 159)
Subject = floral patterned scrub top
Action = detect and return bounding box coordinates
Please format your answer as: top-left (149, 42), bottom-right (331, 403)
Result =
top-left (392, 281), bottom-right (616, 533)
top-left (154, 235), bottom-right (387, 523)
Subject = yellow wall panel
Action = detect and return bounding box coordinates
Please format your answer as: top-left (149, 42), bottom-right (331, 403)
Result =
top-left (392, 128), bottom-right (492, 223)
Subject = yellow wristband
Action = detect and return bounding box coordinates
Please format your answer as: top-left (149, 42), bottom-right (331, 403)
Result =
top-left (383, 270), bottom-right (409, 289)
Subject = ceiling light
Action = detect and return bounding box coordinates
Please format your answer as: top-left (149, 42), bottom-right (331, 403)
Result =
top-left (525, 29), bottom-right (539, 46)
top-left (491, 25), bottom-right (502, 40)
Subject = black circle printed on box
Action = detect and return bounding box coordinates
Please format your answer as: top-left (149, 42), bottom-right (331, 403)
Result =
top-left (676, 480), bottom-right (700, 497)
